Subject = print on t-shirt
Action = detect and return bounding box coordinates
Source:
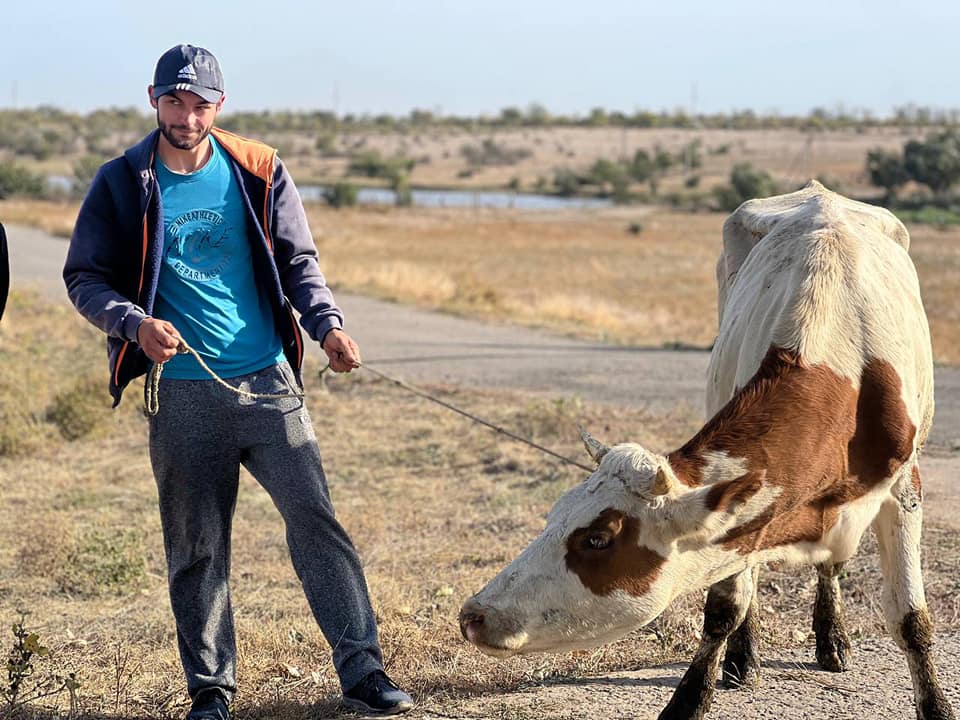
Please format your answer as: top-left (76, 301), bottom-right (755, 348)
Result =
top-left (165, 209), bottom-right (233, 281)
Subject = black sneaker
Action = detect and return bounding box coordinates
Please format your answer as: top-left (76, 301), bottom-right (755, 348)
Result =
top-left (342, 670), bottom-right (414, 715)
top-left (186, 689), bottom-right (230, 720)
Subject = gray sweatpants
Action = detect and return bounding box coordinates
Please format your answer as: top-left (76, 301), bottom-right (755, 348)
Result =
top-left (147, 362), bottom-right (383, 701)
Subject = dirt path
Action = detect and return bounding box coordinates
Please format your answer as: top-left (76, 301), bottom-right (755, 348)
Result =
top-left (447, 633), bottom-right (960, 719)
top-left (6, 223), bottom-right (959, 720)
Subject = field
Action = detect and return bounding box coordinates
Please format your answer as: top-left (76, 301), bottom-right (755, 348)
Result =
top-left (2, 285), bottom-right (959, 720)
top-left (283, 125), bottom-right (916, 197)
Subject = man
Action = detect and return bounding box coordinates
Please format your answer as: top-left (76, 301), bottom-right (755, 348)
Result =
top-left (63, 44), bottom-right (413, 718)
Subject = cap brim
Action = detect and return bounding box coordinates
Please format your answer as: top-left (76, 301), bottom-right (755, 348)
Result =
top-left (153, 83), bottom-right (222, 104)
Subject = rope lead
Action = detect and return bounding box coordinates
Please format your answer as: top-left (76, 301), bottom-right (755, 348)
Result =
top-left (147, 341), bottom-right (593, 473)
top-left (145, 340), bottom-right (304, 416)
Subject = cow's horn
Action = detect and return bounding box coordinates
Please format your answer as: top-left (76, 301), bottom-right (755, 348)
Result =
top-left (651, 465), bottom-right (673, 495)
top-left (578, 425), bottom-right (610, 466)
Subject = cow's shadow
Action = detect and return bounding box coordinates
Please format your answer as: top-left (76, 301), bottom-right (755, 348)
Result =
top-left (534, 664), bottom-right (687, 690)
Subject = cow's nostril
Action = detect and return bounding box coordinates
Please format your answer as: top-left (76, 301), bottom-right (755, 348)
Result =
top-left (459, 609), bottom-right (485, 640)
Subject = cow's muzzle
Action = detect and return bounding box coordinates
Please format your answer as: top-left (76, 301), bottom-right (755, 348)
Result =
top-left (459, 599), bottom-right (486, 643)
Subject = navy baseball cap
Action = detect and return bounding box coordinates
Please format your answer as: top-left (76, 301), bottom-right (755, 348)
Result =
top-left (152, 44), bottom-right (224, 103)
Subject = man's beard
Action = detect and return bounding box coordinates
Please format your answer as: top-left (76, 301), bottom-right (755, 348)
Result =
top-left (157, 112), bottom-right (211, 150)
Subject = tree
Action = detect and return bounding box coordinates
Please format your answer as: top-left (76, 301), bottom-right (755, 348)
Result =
top-left (589, 159), bottom-right (630, 202)
top-left (713, 163), bottom-right (778, 212)
top-left (629, 149), bottom-right (654, 184)
top-left (525, 103), bottom-right (550, 126)
top-left (866, 148), bottom-right (908, 205)
top-left (730, 163), bottom-right (777, 201)
top-left (552, 169), bottom-right (582, 197)
top-left (588, 107), bottom-right (609, 126)
top-left (903, 130), bottom-right (960, 194)
top-left (498, 107), bottom-right (523, 125)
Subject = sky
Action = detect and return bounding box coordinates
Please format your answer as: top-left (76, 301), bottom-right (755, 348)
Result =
top-left (3, 0), bottom-right (958, 118)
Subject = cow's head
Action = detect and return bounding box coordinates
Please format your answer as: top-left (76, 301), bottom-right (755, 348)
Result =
top-left (459, 429), bottom-right (715, 657)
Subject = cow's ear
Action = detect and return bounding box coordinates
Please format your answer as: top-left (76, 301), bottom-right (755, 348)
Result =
top-left (578, 425), bottom-right (610, 466)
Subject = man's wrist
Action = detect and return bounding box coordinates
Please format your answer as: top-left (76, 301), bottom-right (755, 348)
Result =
top-left (125, 311), bottom-right (149, 343)
top-left (319, 324), bottom-right (343, 350)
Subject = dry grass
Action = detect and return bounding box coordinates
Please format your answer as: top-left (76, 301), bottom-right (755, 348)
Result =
top-left (0, 199), bottom-right (77, 237)
top-left (309, 205), bottom-right (720, 349)
top-left (305, 204), bottom-right (960, 364)
top-left (1, 293), bottom-right (959, 719)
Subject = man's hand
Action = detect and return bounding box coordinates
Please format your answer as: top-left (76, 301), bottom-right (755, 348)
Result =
top-left (137, 317), bottom-right (182, 364)
top-left (322, 328), bottom-right (361, 373)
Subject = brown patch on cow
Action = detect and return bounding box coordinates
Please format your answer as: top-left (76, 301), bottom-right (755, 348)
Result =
top-left (669, 347), bottom-right (917, 554)
top-left (900, 608), bottom-right (935, 654)
top-left (665, 452), bottom-right (707, 487)
top-left (849, 358), bottom-right (916, 483)
top-left (705, 471), bottom-right (765, 513)
top-left (912, 465), bottom-right (923, 501)
top-left (565, 508), bottom-right (666, 597)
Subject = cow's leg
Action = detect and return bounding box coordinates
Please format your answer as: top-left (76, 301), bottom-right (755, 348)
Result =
top-left (659, 568), bottom-right (755, 720)
top-left (874, 468), bottom-right (955, 720)
top-left (721, 566), bottom-right (761, 688)
top-left (813, 561), bottom-right (852, 672)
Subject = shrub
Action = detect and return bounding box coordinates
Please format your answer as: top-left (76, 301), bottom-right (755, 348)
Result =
top-left (391, 174), bottom-right (413, 207)
top-left (18, 524), bottom-right (147, 597)
top-left (46, 376), bottom-right (108, 441)
top-left (460, 138), bottom-right (532, 167)
top-left (315, 133), bottom-right (338, 156)
top-left (0, 401), bottom-right (50, 457)
top-left (552, 169), bottom-right (583, 197)
top-left (0, 161), bottom-right (45, 199)
top-left (72, 154), bottom-right (106, 197)
top-left (324, 182), bottom-right (358, 208)
top-left (347, 150), bottom-right (414, 179)
top-left (2, 613), bottom-right (79, 713)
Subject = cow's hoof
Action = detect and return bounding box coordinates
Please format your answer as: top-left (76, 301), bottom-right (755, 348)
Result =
top-left (815, 632), bottom-right (852, 672)
top-left (721, 652), bottom-right (760, 689)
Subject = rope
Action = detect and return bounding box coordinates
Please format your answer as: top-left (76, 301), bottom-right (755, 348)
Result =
top-left (145, 340), bottom-right (593, 473)
top-left (145, 340), bottom-right (304, 416)
top-left (354, 364), bottom-right (595, 473)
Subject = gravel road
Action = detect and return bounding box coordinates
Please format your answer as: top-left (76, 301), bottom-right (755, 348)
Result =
top-left (5, 222), bottom-right (958, 719)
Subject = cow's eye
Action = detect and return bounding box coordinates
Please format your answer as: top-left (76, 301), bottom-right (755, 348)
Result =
top-left (584, 533), bottom-right (613, 551)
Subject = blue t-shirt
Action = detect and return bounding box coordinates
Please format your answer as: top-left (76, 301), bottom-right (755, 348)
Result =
top-left (153, 136), bottom-right (284, 379)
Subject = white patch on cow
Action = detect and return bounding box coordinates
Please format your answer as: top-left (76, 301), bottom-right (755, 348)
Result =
top-left (699, 450), bottom-right (750, 485)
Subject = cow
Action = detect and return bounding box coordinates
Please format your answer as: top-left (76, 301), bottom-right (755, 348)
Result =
top-left (459, 182), bottom-right (954, 720)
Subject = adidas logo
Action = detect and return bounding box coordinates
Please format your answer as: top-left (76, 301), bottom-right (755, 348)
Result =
top-left (177, 64), bottom-right (197, 80)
